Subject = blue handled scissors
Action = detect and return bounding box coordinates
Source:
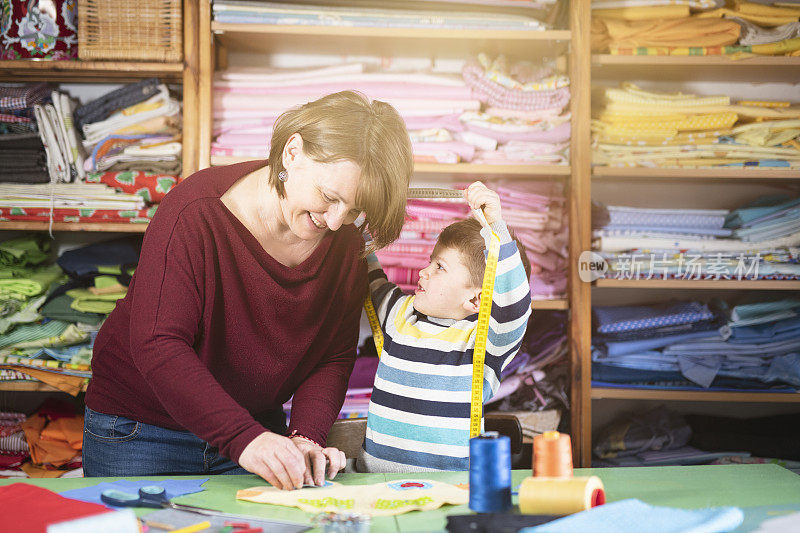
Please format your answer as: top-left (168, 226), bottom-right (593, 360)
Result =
top-left (100, 485), bottom-right (304, 526)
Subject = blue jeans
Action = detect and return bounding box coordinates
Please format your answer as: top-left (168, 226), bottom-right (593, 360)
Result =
top-left (83, 406), bottom-right (250, 477)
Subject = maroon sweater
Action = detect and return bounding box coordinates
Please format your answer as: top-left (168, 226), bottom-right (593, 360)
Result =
top-left (86, 161), bottom-right (366, 463)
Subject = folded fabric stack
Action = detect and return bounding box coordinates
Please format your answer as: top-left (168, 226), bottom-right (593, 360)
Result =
top-left (212, 0), bottom-right (551, 30)
top-left (593, 196), bottom-right (800, 280)
top-left (19, 399), bottom-right (84, 478)
top-left (497, 180), bottom-right (568, 299)
top-left (593, 83), bottom-right (800, 169)
top-left (0, 83), bottom-right (49, 184)
top-left (30, 89), bottom-right (85, 183)
top-left (592, 0), bottom-right (800, 56)
top-left (0, 411), bottom-right (29, 478)
top-left (460, 54), bottom-right (570, 165)
top-left (488, 310), bottom-right (570, 419)
top-left (0, 235), bottom-right (141, 396)
top-left (212, 61), bottom-right (482, 163)
top-left (592, 297), bottom-right (800, 391)
top-left (0, 182), bottom-right (153, 225)
top-left (0, 235), bottom-right (95, 395)
top-left (76, 78), bottom-right (182, 177)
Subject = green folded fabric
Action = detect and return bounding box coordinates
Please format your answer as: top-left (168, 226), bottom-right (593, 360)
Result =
top-left (0, 319), bottom-right (90, 352)
top-left (65, 288), bottom-right (126, 315)
top-left (40, 293), bottom-right (105, 326)
top-left (0, 264), bottom-right (64, 299)
top-left (0, 323), bottom-right (88, 355)
top-left (0, 235), bottom-right (50, 267)
top-left (0, 295), bottom-right (46, 334)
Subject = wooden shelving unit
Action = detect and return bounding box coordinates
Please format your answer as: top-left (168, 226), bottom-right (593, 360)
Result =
top-left (0, 0), bottom-right (200, 396)
top-left (533, 299), bottom-right (569, 310)
top-left (581, 26), bottom-right (800, 465)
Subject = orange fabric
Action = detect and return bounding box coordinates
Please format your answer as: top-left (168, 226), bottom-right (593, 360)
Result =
top-left (20, 463), bottom-right (66, 478)
top-left (0, 366), bottom-right (87, 396)
top-left (592, 17), bottom-right (741, 51)
top-left (21, 413), bottom-right (83, 468)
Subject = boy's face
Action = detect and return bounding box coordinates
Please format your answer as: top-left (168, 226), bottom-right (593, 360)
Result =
top-left (414, 246), bottom-right (480, 320)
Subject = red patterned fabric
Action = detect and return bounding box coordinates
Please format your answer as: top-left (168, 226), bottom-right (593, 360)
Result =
top-left (0, 1), bottom-right (78, 60)
top-left (86, 171), bottom-right (179, 204)
top-left (0, 206), bottom-right (157, 224)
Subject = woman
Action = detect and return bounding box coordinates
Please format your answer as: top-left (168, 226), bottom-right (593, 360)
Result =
top-left (83, 91), bottom-right (412, 490)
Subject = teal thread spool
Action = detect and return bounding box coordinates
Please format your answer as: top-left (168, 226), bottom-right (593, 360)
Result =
top-left (469, 432), bottom-right (512, 512)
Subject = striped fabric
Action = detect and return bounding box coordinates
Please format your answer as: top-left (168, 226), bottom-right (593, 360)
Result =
top-left (359, 221), bottom-right (532, 472)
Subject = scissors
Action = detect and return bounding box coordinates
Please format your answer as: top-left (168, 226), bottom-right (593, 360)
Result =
top-left (100, 485), bottom-right (300, 525)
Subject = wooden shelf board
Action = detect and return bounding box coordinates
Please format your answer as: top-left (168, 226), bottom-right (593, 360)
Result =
top-left (0, 221), bottom-right (147, 233)
top-left (533, 299), bottom-right (568, 310)
top-left (593, 167), bottom-right (800, 180)
top-left (592, 387), bottom-right (800, 403)
top-left (211, 157), bottom-right (569, 176)
top-left (213, 22), bottom-right (570, 41)
top-left (0, 380), bottom-right (86, 393)
top-left (0, 60), bottom-right (184, 80)
top-left (595, 279), bottom-right (800, 290)
top-left (593, 55), bottom-right (800, 67)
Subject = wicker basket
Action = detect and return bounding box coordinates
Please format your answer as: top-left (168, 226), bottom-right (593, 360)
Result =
top-left (78, 0), bottom-right (183, 62)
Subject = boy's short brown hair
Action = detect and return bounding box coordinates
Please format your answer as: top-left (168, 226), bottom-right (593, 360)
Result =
top-left (433, 218), bottom-right (532, 288)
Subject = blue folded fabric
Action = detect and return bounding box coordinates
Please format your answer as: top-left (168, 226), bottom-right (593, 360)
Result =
top-left (522, 499), bottom-right (744, 533)
top-left (603, 330), bottom-right (723, 357)
top-left (594, 301), bottom-right (715, 335)
top-left (60, 478), bottom-right (208, 509)
top-left (57, 236), bottom-right (141, 279)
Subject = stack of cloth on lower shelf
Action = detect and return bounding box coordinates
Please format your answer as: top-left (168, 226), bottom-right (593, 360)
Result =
top-left (593, 195), bottom-right (800, 280)
top-left (592, 83), bottom-right (800, 169)
top-left (591, 297), bottom-right (800, 391)
top-left (0, 399), bottom-right (84, 479)
top-left (0, 80), bottom-right (181, 226)
top-left (212, 53), bottom-right (571, 167)
top-left (0, 234), bottom-right (141, 395)
top-left (592, 0), bottom-right (800, 56)
top-left (487, 310), bottom-right (570, 430)
top-left (593, 406), bottom-right (800, 472)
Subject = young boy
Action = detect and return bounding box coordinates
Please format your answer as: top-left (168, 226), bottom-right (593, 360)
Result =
top-left (358, 181), bottom-right (532, 472)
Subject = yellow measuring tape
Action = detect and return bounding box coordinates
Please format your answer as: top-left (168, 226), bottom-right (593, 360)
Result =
top-left (364, 187), bottom-right (500, 438)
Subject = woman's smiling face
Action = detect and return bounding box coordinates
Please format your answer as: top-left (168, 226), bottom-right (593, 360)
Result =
top-left (278, 134), bottom-right (363, 242)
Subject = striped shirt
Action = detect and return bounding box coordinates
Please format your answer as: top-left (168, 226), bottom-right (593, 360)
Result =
top-left (358, 221), bottom-right (532, 472)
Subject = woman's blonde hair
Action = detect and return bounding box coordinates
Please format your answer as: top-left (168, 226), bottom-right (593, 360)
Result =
top-left (268, 91), bottom-right (412, 252)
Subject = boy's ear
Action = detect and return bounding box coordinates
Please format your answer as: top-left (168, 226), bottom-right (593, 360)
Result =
top-left (463, 289), bottom-right (481, 314)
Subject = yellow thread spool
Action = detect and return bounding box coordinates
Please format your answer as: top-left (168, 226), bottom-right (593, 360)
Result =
top-left (518, 476), bottom-right (606, 515)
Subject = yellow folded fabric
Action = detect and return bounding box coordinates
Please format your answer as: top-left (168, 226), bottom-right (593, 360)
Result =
top-left (751, 37), bottom-right (800, 55)
top-left (697, 8), bottom-right (799, 26)
top-left (736, 0), bottom-right (800, 18)
top-left (594, 5), bottom-right (690, 20)
top-left (599, 112), bottom-right (738, 131)
top-left (593, 17), bottom-right (741, 50)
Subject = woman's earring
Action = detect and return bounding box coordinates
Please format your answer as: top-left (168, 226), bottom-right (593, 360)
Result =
top-left (278, 170), bottom-right (288, 182)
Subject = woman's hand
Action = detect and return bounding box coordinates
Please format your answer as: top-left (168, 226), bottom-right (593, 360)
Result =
top-left (464, 181), bottom-right (502, 226)
top-left (290, 435), bottom-right (347, 486)
top-left (238, 432), bottom-right (306, 490)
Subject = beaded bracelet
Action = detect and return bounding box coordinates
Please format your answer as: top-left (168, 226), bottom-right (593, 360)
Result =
top-left (288, 430), bottom-right (322, 448)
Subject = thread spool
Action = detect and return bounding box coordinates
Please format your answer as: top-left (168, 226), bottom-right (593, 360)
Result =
top-left (533, 431), bottom-right (573, 477)
top-left (469, 432), bottom-right (512, 513)
top-left (518, 476), bottom-right (606, 515)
